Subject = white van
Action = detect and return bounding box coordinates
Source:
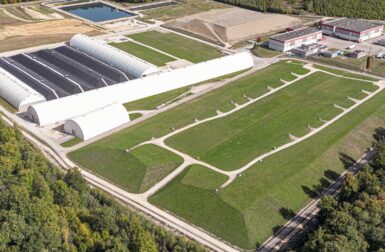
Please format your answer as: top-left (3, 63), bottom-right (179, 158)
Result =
top-left (346, 45), bottom-right (356, 50)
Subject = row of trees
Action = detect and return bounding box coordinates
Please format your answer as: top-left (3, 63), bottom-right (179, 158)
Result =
top-left (215, 0), bottom-right (299, 14)
top-left (0, 0), bottom-right (35, 4)
top-left (306, 0), bottom-right (385, 20)
top-left (301, 131), bottom-right (385, 251)
top-left (0, 121), bottom-right (206, 251)
top-left (216, 0), bottom-right (385, 19)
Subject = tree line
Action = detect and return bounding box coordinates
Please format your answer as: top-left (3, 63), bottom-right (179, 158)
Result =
top-left (1, 0), bottom-right (34, 4)
top-left (0, 121), bottom-right (206, 252)
top-left (306, 0), bottom-right (385, 20)
top-left (214, 0), bottom-right (296, 14)
top-left (300, 129), bottom-right (385, 251)
top-left (216, 0), bottom-right (385, 19)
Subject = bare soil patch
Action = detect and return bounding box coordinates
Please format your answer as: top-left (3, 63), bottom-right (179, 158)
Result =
top-left (0, 19), bottom-right (103, 52)
top-left (166, 8), bottom-right (301, 44)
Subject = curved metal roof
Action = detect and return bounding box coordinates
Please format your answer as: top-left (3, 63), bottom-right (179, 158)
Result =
top-left (28, 52), bottom-right (254, 126)
top-left (69, 34), bottom-right (159, 78)
top-left (0, 67), bottom-right (46, 111)
top-left (64, 103), bottom-right (129, 140)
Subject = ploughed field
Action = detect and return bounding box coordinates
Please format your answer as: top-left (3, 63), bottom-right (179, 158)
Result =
top-left (70, 61), bottom-right (384, 249)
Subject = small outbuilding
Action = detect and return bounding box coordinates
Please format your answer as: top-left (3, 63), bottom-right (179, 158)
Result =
top-left (63, 103), bottom-right (130, 140)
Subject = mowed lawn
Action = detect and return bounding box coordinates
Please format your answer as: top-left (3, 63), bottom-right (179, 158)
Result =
top-left (110, 41), bottom-right (175, 66)
top-left (151, 87), bottom-right (385, 249)
top-left (69, 144), bottom-right (183, 193)
top-left (166, 72), bottom-right (378, 170)
top-left (127, 31), bottom-right (223, 63)
top-left (69, 61), bottom-right (311, 193)
top-left (124, 85), bottom-right (192, 111)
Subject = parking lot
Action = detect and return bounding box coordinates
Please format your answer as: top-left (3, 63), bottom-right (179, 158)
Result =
top-left (319, 34), bottom-right (385, 56)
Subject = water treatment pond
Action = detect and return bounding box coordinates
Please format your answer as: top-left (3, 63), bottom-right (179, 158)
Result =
top-left (61, 2), bottom-right (136, 22)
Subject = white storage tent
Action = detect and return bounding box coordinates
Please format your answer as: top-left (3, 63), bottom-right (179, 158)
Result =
top-left (28, 51), bottom-right (254, 126)
top-left (69, 34), bottom-right (159, 78)
top-left (63, 103), bottom-right (129, 140)
top-left (0, 67), bottom-right (46, 111)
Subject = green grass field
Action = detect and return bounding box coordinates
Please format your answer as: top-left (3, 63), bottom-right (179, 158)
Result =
top-left (311, 55), bottom-right (385, 77)
top-left (166, 72), bottom-right (378, 170)
top-left (0, 97), bottom-right (17, 113)
top-left (129, 113), bottom-right (142, 120)
top-left (70, 61), bottom-right (311, 192)
top-left (61, 137), bottom-right (82, 148)
top-left (69, 61), bottom-right (385, 248)
top-left (69, 144), bottom-right (183, 193)
top-left (151, 87), bottom-right (385, 249)
top-left (313, 64), bottom-right (379, 82)
top-left (124, 85), bottom-right (192, 111)
top-left (128, 31), bottom-right (223, 63)
top-left (251, 45), bottom-right (281, 58)
top-left (110, 41), bottom-right (175, 67)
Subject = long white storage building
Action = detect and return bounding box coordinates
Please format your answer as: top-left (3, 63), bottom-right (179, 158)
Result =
top-left (322, 18), bottom-right (384, 43)
top-left (69, 34), bottom-right (159, 78)
top-left (269, 27), bottom-right (322, 52)
top-left (27, 52), bottom-right (254, 126)
top-left (63, 103), bottom-right (129, 140)
top-left (0, 67), bottom-right (46, 111)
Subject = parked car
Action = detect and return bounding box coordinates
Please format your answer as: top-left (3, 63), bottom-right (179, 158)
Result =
top-left (346, 45), bottom-right (356, 50)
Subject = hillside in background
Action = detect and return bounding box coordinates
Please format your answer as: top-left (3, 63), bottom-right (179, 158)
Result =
top-left (216, 0), bottom-right (385, 19)
top-left (0, 121), bottom-right (205, 252)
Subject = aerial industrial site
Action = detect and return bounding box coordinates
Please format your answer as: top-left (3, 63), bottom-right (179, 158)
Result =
top-left (0, 0), bottom-right (385, 251)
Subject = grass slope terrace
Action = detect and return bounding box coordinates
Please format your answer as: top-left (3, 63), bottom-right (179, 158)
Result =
top-left (151, 80), bottom-right (385, 249)
top-left (166, 71), bottom-right (378, 170)
top-left (70, 144), bottom-right (183, 193)
top-left (70, 61), bottom-right (384, 248)
top-left (69, 61), bottom-right (309, 193)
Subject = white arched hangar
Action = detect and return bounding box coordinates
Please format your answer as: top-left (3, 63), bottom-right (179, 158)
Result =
top-left (69, 34), bottom-right (159, 79)
top-left (0, 67), bottom-right (45, 111)
top-left (63, 103), bottom-right (130, 140)
top-left (27, 51), bottom-right (254, 126)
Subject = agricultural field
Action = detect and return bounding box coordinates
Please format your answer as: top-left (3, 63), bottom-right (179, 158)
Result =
top-left (110, 41), bottom-right (175, 67)
top-left (69, 61), bottom-right (384, 249)
top-left (127, 31), bottom-right (223, 63)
